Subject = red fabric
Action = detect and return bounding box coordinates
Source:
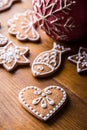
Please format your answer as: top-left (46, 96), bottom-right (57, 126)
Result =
top-left (33, 0), bottom-right (87, 42)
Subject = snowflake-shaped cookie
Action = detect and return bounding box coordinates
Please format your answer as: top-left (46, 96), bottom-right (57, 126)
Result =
top-left (0, 0), bottom-right (21, 12)
top-left (0, 41), bottom-right (30, 71)
top-left (8, 10), bottom-right (40, 42)
top-left (68, 47), bottom-right (87, 73)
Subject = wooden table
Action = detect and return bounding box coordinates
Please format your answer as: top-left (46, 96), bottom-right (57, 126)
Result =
top-left (0, 0), bottom-right (87, 130)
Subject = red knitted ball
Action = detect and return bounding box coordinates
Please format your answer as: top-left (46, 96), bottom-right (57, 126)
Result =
top-left (32, 0), bottom-right (87, 42)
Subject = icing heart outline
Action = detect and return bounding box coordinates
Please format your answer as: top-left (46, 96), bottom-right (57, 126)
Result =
top-left (19, 85), bottom-right (67, 121)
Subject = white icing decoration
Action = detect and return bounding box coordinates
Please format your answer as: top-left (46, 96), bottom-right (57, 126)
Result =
top-left (0, 41), bottom-right (30, 71)
top-left (32, 42), bottom-right (70, 77)
top-left (32, 89), bottom-right (54, 109)
top-left (45, 89), bottom-right (52, 95)
top-left (0, 0), bottom-right (8, 7)
top-left (46, 96), bottom-right (55, 105)
top-left (37, 66), bottom-right (44, 71)
top-left (68, 47), bottom-right (87, 73)
top-left (33, 0), bottom-right (76, 40)
top-left (19, 85), bottom-right (67, 121)
top-left (41, 98), bottom-right (47, 108)
top-left (32, 97), bottom-right (42, 105)
top-left (0, 34), bottom-right (8, 46)
top-left (41, 93), bottom-right (46, 97)
top-left (34, 87), bottom-right (41, 95)
top-left (8, 10), bottom-right (40, 42)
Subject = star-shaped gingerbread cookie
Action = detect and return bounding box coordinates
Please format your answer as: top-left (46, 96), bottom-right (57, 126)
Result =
top-left (0, 41), bottom-right (30, 71)
top-left (0, 0), bottom-right (21, 12)
top-left (68, 47), bottom-right (87, 73)
top-left (8, 10), bottom-right (40, 42)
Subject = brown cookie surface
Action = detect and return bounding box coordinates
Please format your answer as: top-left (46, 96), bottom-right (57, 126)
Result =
top-left (0, 41), bottom-right (30, 71)
top-left (8, 10), bottom-right (40, 42)
top-left (32, 42), bottom-right (70, 77)
top-left (19, 85), bottom-right (67, 121)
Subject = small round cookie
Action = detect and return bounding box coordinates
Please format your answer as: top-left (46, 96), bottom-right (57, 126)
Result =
top-left (19, 85), bottom-right (67, 121)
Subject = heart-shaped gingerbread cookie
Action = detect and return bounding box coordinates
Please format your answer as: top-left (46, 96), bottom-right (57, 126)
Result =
top-left (19, 85), bottom-right (67, 121)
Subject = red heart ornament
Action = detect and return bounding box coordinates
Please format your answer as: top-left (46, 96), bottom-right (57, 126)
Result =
top-left (19, 85), bottom-right (67, 121)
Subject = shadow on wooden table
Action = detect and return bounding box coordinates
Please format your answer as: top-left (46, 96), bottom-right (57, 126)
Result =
top-left (46, 98), bottom-right (70, 125)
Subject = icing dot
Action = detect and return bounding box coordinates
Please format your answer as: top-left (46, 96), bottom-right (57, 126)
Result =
top-left (46, 114), bottom-right (49, 117)
top-left (64, 94), bottom-right (67, 98)
top-left (53, 108), bottom-right (56, 111)
top-left (60, 100), bottom-right (64, 104)
top-left (32, 109), bottom-right (36, 113)
top-left (20, 92), bottom-right (23, 95)
top-left (58, 103), bottom-right (61, 107)
top-left (49, 110), bottom-right (53, 114)
top-left (41, 103), bottom-right (47, 109)
top-left (41, 93), bottom-right (46, 97)
top-left (37, 66), bottom-right (44, 71)
top-left (56, 86), bottom-right (60, 89)
top-left (22, 88), bottom-right (26, 92)
top-left (35, 111), bottom-right (39, 115)
top-left (29, 106), bottom-right (33, 110)
top-left (39, 114), bottom-right (42, 117)
top-left (23, 101), bottom-right (26, 104)
top-left (56, 105), bottom-right (59, 109)
top-left (21, 98), bottom-right (25, 102)
top-left (61, 88), bottom-right (64, 91)
top-left (20, 95), bottom-right (23, 99)
top-left (63, 91), bottom-right (66, 95)
top-left (43, 117), bottom-right (47, 121)
top-left (34, 71), bottom-right (40, 76)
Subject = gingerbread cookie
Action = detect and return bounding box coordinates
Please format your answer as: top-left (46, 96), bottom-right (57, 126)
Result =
top-left (0, 0), bottom-right (21, 12)
top-left (19, 85), bottom-right (67, 121)
top-left (8, 10), bottom-right (40, 42)
top-left (0, 41), bottom-right (30, 71)
top-left (0, 34), bottom-right (8, 46)
top-left (32, 42), bottom-right (70, 77)
top-left (68, 47), bottom-right (87, 73)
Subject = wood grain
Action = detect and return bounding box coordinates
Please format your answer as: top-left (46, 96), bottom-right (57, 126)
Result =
top-left (0, 0), bottom-right (87, 130)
